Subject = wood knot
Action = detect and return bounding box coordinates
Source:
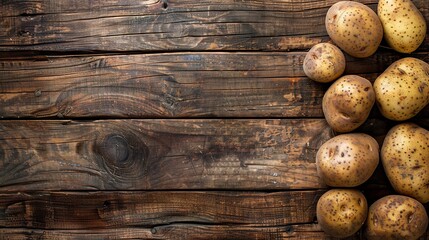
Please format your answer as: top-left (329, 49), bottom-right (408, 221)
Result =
top-left (94, 133), bottom-right (149, 185)
top-left (100, 135), bottom-right (130, 165)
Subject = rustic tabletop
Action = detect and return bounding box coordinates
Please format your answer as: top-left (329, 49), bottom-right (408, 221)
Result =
top-left (0, 0), bottom-right (428, 239)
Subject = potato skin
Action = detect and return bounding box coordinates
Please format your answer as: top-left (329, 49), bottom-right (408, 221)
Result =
top-left (378, 0), bottom-right (427, 53)
top-left (381, 123), bottom-right (429, 203)
top-left (316, 133), bottom-right (379, 187)
top-left (303, 43), bottom-right (346, 83)
top-left (365, 195), bottom-right (428, 240)
top-left (322, 75), bottom-right (375, 133)
top-left (325, 1), bottom-right (383, 58)
top-left (374, 57), bottom-right (429, 121)
top-left (317, 189), bottom-right (368, 238)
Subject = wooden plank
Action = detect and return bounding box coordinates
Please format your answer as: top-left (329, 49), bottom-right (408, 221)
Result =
top-left (0, 191), bottom-right (425, 239)
top-left (0, 225), bottom-right (357, 240)
top-left (0, 119), bottom-right (334, 191)
top-left (0, 0), bottom-right (427, 52)
top-left (1, 52), bottom-right (428, 119)
top-left (0, 191), bottom-right (324, 229)
top-left (0, 52), bottom-right (324, 118)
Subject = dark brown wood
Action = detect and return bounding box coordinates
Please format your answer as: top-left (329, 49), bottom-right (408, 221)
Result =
top-left (1, 52), bottom-right (428, 119)
top-left (0, 191), bottom-right (427, 239)
top-left (0, 0), bottom-right (427, 52)
top-left (0, 52), bottom-right (323, 118)
top-left (1, 1), bottom-right (428, 239)
top-left (0, 191), bottom-right (426, 239)
top-left (0, 119), bottom-right (333, 191)
top-left (1, 225), bottom-right (351, 240)
top-left (0, 191), bottom-right (324, 229)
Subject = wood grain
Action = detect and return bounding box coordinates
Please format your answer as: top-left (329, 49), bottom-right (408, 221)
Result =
top-left (0, 191), bottom-right (425, 239)
top-left (0, 0), bottom-right (427, 52)
top-left (1, 1), bottom-right (428, 238)
top-left (0, 119), bottom-right (334, 191)
top-left (0, 52), bottom-right (324, 118)
top-left (1, 224), bottom-right (353, 240)
top-left (1, 52), bottom-right (428, 119)
top-left (0, 191), bottom-right (324, 229)
top-left (0, 190), bottom-right (365, 239)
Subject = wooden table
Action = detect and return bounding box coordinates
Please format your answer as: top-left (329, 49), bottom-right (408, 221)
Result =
top-left (0, 0), bottom-right (428, 239)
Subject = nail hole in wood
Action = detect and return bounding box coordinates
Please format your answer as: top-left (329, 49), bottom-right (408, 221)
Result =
top-left (18, 30), bottom-right (32, 37)
top-left (162, 0), bottom-right (168, 9)
top-left (34, 89), bottom-right (42, 97)
top-left (103, 200), bottom-right (111, 209)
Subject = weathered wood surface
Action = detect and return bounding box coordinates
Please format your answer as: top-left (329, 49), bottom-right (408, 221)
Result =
top-left (0, 0), bottom-right (427, 52)
top-left (1, 225), bottom-right (350, 240)
top-left (0, 52), bottom-right (323, 119)
top-left (1, 0), bottom-right (429, 239)
top-left (0, 191), bottom-right (364, 240)
top-left (0, 191), bottom-right (425, 239)
top-left (0, 191), bottom-right (323, 229)
top-left (1, 51), bottom-right (428, 119)
top-left (0, 119), bottom-right (334, 191)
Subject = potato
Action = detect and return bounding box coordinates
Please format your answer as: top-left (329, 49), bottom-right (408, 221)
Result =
top-left (365, 195), bottom-right (428, 240)
top-left (325, 1), bottom-right (383, 58)
top-left (381, 123), bottom-right (429, 203)
top-left (316, 133), bottom-right (379, 187)
top-left (322, 75), bottom-right (375, 132)
top-left (378, 0), bottom-right (427, 53)
top-left (303, 43), bottom-right (346, 83)
top-left (317, 189), bottom-right (368, 238)
top-left (374, 57), bottom-right (429, 121)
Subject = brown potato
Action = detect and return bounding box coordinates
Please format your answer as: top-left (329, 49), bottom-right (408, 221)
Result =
top-left (365, 195), bottom-right (428, 240)
top-left (303, 42), bottom-right (346, 83)
top-left (381, 123), bottom-right (429, 203)
top-left (325, 1), bottom-right (383, 58)
top-left (322, 75), bottom-right (375, 133)
top-left (317, 189), bottom-right (368, 238)
top-left (378, 0), bottom-right (427, 53)
top-left (374, 57), bottom-right (429, 121)
top-left (316, 133), bottom-right (379, 187)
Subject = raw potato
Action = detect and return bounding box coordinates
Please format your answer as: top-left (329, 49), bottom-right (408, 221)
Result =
top-left (317, 189), bottom-right (368, 238)
top-left (316, 133), bottom-right (379, 187)
top-left (325, 1), bottom-right (383, 58)
top-left (374, 57), bottom-right (429, 121)
top-left (322, 75), bottom-right (375, 132)
top-left (365, 195), bottom-right (428, 240)
top-left (381, 123), bottom-right (429, 203)
top-left (378, 0), bottom-right (427, 53)
top-left (303, 43), bottom-right (346, 83)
